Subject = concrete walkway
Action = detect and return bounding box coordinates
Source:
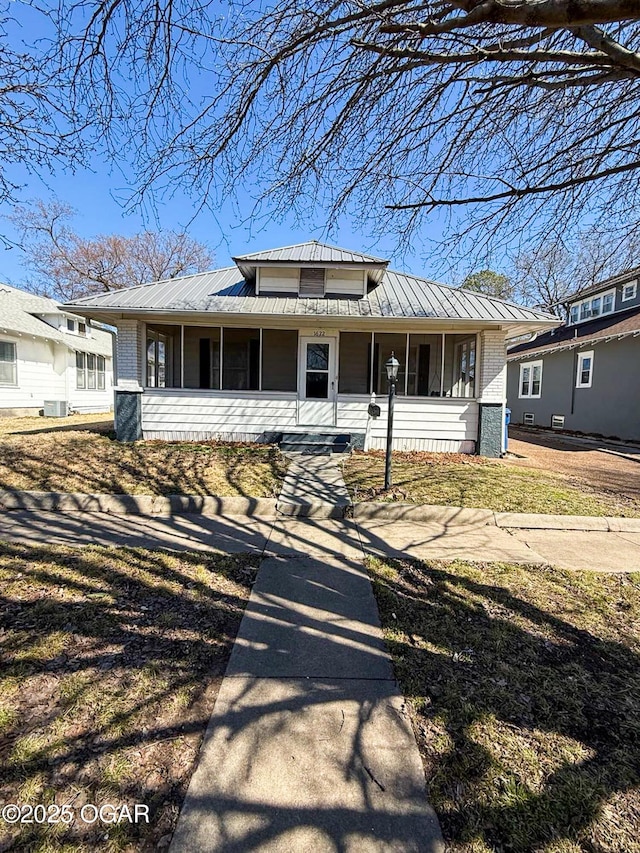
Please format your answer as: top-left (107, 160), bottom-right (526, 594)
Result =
top-left (171, 453), bottom-right (443, 852)
top-left (170, 553), bottom-right (442, 852)
top-left (276, 453), bottom-right (351, 516)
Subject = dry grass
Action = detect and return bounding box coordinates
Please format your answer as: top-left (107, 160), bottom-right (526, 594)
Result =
top-left (0, 417), bottom-right (287, 498)
top-left (342, 450), bottom-right (640, 517)
top-left (368, 556), bottom-right (640, 852)
top-left (0, 542), bottom-right (258, 851)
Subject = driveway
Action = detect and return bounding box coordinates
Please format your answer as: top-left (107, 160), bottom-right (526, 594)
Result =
top-left (503, 428), bottom-right (640, 501)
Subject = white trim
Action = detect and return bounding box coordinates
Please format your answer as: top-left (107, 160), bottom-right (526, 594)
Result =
top-left (568, 288), bottom-right (615, 324)
top-left (576, 350), bottom-right (594, 388)
top-left (518, 359), bottom-right (543, 398)
top-left (622, 280), bottom-right (637, 302)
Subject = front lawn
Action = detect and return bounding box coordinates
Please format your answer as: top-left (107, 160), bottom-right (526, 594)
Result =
top-left (0, 420), bottom-right (287, 497)
top-left (369, 556), bottom-right (640, 852)
top-left (342, 450), bottom-right (640, 516)
top-left (0, 542), bottom-right (258, 852)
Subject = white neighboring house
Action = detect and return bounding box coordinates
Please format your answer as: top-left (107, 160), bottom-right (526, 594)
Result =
top-left (0, 283), bottom-right (114, 416)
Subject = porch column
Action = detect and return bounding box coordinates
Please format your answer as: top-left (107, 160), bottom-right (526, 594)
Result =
top-left (114, 319), bottom-right (144, 442)
top-left (477, 329), bottom-right (507, 458)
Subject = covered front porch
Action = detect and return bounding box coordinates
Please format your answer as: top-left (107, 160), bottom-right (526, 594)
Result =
top-left (115, 321), bottom-right (505, 455)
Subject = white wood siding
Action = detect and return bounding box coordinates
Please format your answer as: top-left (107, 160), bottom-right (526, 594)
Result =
top-left (0, 337), bottom-right (113, 413)
top-left (326, 269), bottom-right (365, 296)
top-left (142, 389), bottom-right (298, 439)
top-left (258, 267), bottom-right (299, 294)
top-left (256, 267), bottom-right (365, 296)
top-left (340, 395), bottom-right (478, 452)
top-left (142, 389), bottom-right (477, 452)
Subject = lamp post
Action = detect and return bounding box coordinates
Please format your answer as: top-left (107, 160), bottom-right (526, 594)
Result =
top-left (384, 352), bottom-right (400, 490)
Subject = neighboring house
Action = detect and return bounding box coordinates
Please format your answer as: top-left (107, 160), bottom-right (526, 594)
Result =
top-left (0, 284), bottom-right (114, 416)
top-left (65, 241), bottom-right (556, 457)
top-left (507, 268), bottom-right (640, 441)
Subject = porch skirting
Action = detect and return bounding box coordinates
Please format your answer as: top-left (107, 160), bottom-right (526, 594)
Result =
top-left (137, 390), bottom-right (480, 454)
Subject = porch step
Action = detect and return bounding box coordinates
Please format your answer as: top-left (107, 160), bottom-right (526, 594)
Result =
top-left (278, 432), bottom-right (352, 455)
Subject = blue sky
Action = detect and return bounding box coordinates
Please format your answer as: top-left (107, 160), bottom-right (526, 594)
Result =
top-left (0, 0), bottom-right (470, 288)
top-left (0, 155), bottom-right (449, 287)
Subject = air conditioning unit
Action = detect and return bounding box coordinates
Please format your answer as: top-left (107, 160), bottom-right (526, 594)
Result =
top-left (523, 412), bottom-right (535, 426)
top-left (551, 414), bottom-right (565, 430)
top-left (43, 400), bottom-right (68, 418)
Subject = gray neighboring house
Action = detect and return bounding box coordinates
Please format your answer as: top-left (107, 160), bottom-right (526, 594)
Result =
top-left (507, 268), bottom-right (640, 441)
top-left (65, 240), bottom-right (557, 457)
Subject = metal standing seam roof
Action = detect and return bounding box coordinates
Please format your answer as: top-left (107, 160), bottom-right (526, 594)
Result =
top-left (0, 284), bottom-right (113, 356)
top-left (232, 240), bottom-right (388, 265)
top-left (66, 264), bottom-right (558, 325)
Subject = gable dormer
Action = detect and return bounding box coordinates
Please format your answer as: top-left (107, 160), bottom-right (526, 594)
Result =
top-left (232, 241), bottom-right (388, 298)
top-left (567, 268), bottom-right (640, 325)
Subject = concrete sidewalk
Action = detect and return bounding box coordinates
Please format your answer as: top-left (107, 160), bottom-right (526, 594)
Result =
top-left (3, 508), bottom-right (640, 571)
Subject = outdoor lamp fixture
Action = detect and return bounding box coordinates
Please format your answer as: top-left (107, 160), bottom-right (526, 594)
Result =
top-left (384, 353), bottom-right (400, 490)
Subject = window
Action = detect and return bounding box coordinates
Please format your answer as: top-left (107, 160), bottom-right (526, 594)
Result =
top-left (67, 318), bottom-right (75, 332)
top-left (569, 290), bottom-right (615, 324)
top-left (0, 341), bottom-right (17, 385)
top-left (622, 281), bottom-right (637, 302)
top-left (299, 268), bottom-right (325, 297)
top-left (78, 322), bottom-right (87, 336)
top-left (76, 352), bottom-right (86, 389)
top-left (77, 351), bottom-right (106, 389)
top-left (576, 351), bottom-right (594, 388)
top-left (519, 360), bottom-right (543, 398)
top-left (97, 356), bottom-right (105, 389)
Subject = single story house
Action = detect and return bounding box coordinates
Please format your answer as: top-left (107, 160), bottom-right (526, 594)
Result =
top-left (507, 267), bottom-right (640, 441)
top-left (0, 283), bottom-right (114, 416)
top-left (65, 241), bottom-right (557, 457)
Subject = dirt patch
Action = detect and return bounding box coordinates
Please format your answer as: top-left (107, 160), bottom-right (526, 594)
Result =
top-left (0, 543), bottom-right (258, 851)
top-left (504, 429), bottom-right (640, 501)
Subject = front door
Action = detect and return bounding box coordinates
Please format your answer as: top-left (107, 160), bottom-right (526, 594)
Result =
top-left (298, 336), bottom-right (337, 426)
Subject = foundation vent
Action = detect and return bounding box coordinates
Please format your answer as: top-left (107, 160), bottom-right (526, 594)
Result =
top-left (523, 412), bottom-right (535, 426)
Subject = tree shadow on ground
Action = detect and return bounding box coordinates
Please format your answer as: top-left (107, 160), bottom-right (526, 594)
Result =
top-left (0, 541), bottom-right (259, 850)
top-left (369, 557), bottom-right (640, 851)
top-left (0, 431), bottom-right (287, 498)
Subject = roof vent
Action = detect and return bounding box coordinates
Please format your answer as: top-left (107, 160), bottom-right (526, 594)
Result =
top-left (299, 268), bottom-right (325, 297)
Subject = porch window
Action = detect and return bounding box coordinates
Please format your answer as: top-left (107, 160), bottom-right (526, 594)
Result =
top-left (407, 334), bottom-right (443, 396)
top-left (372, 334), bottom-right (407, 396)
top-left (445, 334), bottom-right (477, 398)
top-left (184, 326), bottom-right (219, 389)
top-left (519, 360), bottom-right (543, 398)
top-left (338, 332), bottom-right (371, 394)
top-left (147, 329), bottom-right (168, 388)
top-left (0, 341), bottom-right (17, 385)
top-left (262, 329), bottom-right (298, 391)
top-left (222, 328), bottom-right (260, 391)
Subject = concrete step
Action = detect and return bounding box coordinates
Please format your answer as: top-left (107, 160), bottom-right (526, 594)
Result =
top-left (279, 432), bottom-right (352, 454)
